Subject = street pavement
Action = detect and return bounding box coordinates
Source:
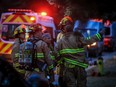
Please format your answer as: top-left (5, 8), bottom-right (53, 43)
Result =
top-left (87, 51), bottom-right (116, 87)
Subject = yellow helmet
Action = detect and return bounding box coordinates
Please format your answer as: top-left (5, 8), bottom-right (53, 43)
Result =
top-left (14, 24), bottom-right (26, 36)
top-left (59, 16), bottom-right (73, 26)
top-left (28, 24), bottom-right (42, 33)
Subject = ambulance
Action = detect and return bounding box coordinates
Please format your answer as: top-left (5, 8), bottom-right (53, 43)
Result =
top-left (0, 9), bottom-right (57, 63)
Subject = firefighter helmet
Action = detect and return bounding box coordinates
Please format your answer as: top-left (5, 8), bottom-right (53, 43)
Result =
top-left (14, 24), bottom-right (26, 36)
top-left (29, 24), bottom-right (42, 33)
top-left (59, 16), bottom-right (73, 26)
top-left (59, 16), bottom-right (73, 32)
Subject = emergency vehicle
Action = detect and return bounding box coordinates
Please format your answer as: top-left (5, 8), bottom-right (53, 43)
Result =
top-left (74, 19), bottom-right (104, 57)
top-left (0, 9), bottom-right (57, 63)
top-left (103, 21), bottom-right (116, 51)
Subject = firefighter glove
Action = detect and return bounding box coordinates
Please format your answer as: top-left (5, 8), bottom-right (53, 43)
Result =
top-left (49, 69), bottom-right (55, 83)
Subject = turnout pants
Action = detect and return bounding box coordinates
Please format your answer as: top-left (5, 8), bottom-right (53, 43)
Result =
top-left (63, 66), bottom-right (87, 87)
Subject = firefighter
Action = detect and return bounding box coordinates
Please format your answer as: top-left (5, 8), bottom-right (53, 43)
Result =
top-left (56, 16), bottom-right (73, 42)
top-left (11, 24), bottom-right (27, 77)
top-left (55, 31), bottom-right (64, 74)
top-left (25, 24), bottom-right (55, 87)
top-left (97, 56), bottom-right (104, 76)
top-left (55, 16), bottom-right (73, 87)
top-left (41, 26), bottom-right (56, 67)
top-left (42, 27), bottom-right (52, 45)
top-left (55, 16), bottom-right (105, 87)
top-left (56, 31), bottom-right (64, 42)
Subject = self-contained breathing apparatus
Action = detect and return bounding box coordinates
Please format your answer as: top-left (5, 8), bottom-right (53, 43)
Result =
top-left (17, 27), bottom-right (36, 71)
top-left (18, 24), bottom-right (47, 71)
top-left (18, 41), bottom-right (35, 71)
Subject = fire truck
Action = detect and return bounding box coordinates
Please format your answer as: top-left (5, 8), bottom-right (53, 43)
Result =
top-left (0, 9), bottom-right (57, 63)
top-left (74, 19), bottom-right (104, 57)
top-left (103, 21), bottom-right (116, 51)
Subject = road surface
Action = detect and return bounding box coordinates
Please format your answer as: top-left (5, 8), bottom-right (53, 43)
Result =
top-left (87, 51), bottom-right (116, 87)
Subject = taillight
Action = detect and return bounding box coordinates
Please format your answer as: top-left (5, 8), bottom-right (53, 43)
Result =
top-left (104, 38), bottom-right (110, 45)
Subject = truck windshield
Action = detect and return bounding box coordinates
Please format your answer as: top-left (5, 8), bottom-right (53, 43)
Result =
top-left (1, 24), bottom-right (29, 41)
top-left (1, 24), bottom-right (54, 43)
top-left (78, 29), bottom-right (97, 37)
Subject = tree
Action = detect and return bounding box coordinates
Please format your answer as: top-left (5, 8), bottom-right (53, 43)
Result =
top-left (47, 0), bottom-right (116, 22)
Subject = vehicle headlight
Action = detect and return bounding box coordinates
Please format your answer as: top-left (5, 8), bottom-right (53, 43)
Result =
top-left (91, 42), bottom-right (96, 46)
top-left (87, 45), bottom-right (90, 47)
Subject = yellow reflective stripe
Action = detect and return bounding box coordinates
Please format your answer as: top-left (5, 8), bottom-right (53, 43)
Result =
top-left (1, 43), bottom-right (12, 53)
top-left (96, 33), bottom-right (101, 40)
top-left (4, 15), bottom-right (14, 22)
top-left (13, 16), bottom-right (24, 22)
top-left (95, 34), bottom-right (100, 40)
top-left (34, 68), bottom-right (40, 72)
top-left (23, 15), bottom-right (33, 23)
top-left (64, 57), bottom-right (88, 68)
top-left (59, 48), bottom-right (84, 54)
top-left (15, 53), bottom-right (19, 58)
top-left (37, 53), bottom-right (44, 58)
top-left (97, 33), bottom-right (102, 38)
top-left (48, 64), bottom-right (54, 70)
top-left (51, 55), bottom-right (55, 60)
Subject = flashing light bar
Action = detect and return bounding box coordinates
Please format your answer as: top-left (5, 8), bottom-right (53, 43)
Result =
top-left (8, 9), bottom-right (32, 12)
top-left (41, 12), bottom-right (47, 16)
top-left (91, 19), bottom-right (103, 22)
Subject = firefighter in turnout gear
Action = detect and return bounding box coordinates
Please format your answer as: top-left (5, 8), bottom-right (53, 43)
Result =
top-left (42, 28), bottom-right (55, 60)
top-left (25, 24), bottom-right (55, 87)
top-left (55, 16), bottom-right (73, 87)
top-left (11, 24), bottom-right (27, 76)
top-left (55, 16), bottom-right (104, 87)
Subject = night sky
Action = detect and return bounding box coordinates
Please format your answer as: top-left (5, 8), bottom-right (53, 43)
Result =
top-left (0, 0), bottom-right (116, 24)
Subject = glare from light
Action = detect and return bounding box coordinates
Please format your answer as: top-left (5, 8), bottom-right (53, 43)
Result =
top-left (30, 17), bottom-right (35, 21)
top-left (91, 42), bottom-right (96, 46)
top-left (41, 12), bottom-right (47, 16)
top-left (87, 45), bottom-right (90, 47)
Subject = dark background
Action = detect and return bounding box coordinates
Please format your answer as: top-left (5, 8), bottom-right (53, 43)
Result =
top-left (0, 0), bottom-right (116, 25)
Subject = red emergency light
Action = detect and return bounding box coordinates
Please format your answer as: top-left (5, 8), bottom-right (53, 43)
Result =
top-left (40, 12), bottom-right (47, 16)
